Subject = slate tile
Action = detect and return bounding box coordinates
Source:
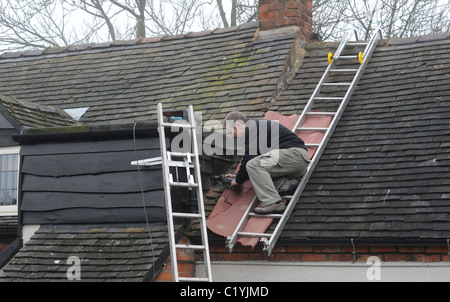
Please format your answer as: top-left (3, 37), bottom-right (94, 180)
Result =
top-left (420, 231), bottom-right (450, 239)
top-left (369, 222), bottom-right (392, 231)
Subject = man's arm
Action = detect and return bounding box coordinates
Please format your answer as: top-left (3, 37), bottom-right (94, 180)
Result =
top-left (234, 155), bottom-right (252, 184)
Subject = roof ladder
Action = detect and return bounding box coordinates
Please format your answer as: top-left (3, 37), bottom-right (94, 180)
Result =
top-left (132, 104), bottom-right (213, 282)
top-left (226, 27), bottom-right (382, 256)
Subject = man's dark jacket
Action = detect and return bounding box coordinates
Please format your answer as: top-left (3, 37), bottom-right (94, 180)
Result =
top-left (235, 119), bottom-right (307, 184)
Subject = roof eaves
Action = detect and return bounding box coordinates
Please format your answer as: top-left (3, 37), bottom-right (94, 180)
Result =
top-left (13, 120), bottom-right (159, 143)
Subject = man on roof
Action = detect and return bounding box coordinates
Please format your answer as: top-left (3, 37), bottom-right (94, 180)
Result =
top-left (223, 111), bottom-right (310, 215)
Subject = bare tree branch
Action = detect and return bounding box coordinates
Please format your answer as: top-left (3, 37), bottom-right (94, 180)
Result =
top-left (0, 0), bottom-right (448, 52)
top-left (216, 0), bottom-right (229, 27)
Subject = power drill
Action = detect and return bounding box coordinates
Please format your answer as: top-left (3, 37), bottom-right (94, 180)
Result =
top-left (215, 175), bottom-right (234, 186)
top-left (214, 175), bottom-right (242, 191)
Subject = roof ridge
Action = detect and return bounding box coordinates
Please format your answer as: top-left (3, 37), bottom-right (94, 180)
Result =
top-left (385, 31), bottom-right (450, 46)
top-left (0, 21), bottom-right (259, 60)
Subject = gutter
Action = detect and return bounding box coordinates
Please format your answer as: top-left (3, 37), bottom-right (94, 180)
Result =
top-left (12, 121), bottom-right (160, 143)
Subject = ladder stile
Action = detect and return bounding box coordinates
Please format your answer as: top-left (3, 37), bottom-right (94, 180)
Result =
top-left (188, 105), bottom-right (213, 282)
top-left (157, 103), bottom-right (180, 282)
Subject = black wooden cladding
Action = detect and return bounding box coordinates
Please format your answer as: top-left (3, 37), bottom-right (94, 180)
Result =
top-left (20, 137), bottom-right (167, 225)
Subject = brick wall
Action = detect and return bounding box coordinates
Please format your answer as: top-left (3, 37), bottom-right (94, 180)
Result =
top-left (199, 244), bottom-right (449, 263)
top-left (154, 241), bottom-right (448, 281)
top-left (155, 237), bottom-right (196, 282)
top-left (259, 0), bottom-right (313, 41)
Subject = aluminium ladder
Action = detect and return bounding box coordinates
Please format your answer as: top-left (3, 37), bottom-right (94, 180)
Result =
top-left (225, 28), bottom-right (383, 256)
top-left (158, 104), bottom-right (212, 282)
top-left (132, 104), bottom-right (212, 282)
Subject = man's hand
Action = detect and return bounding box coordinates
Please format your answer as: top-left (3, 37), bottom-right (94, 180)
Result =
top-left (222, 174), bottom-right (241, 190)
top-left (230, 179), bottom-right (242, 191)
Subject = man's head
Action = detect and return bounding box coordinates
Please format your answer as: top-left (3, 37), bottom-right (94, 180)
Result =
top-left (223, 111), bottom-right (247, 138)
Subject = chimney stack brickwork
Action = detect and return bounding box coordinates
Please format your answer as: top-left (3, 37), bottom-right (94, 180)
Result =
top-left (259, 0), bottom-right (313, 41)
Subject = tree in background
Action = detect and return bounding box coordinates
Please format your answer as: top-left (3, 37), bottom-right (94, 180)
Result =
top-left (0, 0), bottom-right (448, 51)
top-left (0, 0), bottom-right (102, 49)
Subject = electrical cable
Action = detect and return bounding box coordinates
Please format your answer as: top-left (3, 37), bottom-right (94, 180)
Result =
top-left (222, 184), bottom-right (233, 206)
top-left (132, 121), bottom-right (156, 268)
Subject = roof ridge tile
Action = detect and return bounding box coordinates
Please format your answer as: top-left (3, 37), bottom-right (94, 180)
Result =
top-left (0, 22), bottom-right (259, 60)
top-left (387, 32), bottom-right (450, 46)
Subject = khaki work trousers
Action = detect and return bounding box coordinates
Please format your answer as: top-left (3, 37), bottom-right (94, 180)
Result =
top-left (246, 147), bottom-right (310, 207)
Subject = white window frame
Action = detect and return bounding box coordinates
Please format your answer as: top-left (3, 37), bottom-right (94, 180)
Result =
top-left (0, 146), bottom-right (20, 216)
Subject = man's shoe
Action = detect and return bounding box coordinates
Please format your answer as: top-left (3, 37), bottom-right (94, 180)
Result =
top-left (278, 178), bottom-right (300, 196)
top-left (254, 201), bottom-right (286, 215)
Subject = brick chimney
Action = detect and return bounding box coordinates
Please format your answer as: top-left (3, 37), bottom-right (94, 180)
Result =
top-left (259, 0), bottom-right (313, 41)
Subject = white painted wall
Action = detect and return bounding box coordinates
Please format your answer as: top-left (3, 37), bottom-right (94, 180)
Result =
top-left (197, 261), bottom-right (450, 282)
top-left (22, 224), bottom-right (40, 244)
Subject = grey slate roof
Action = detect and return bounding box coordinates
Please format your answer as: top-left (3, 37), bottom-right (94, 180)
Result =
top-left (0, 224), bottom-right (175, 282)
top-left (0, 21), bottom-right (296, 124)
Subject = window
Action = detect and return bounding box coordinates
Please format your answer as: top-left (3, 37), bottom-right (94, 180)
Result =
top-left (0, 146), bottom-right (19, 216)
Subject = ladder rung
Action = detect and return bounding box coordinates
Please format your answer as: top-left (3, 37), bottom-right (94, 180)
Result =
top-left (305, 143), bottom-right (320, 148)
top-left (160, 122), bottom-right (193, 129)
top-left (248, 213), bottom-right (283, 219)
top-left (348, 42), bottom-right (368, 46)
top-left (178, 277), bottom-right (211, 282)
top-left (322, 83), bottom-right (352, 86)
top-left (314, 97), bottom-right (344, 101)
top-left (168, 151), bottom-right (195, 157)
top-left (298, 127), bottom-right (328, 132)
top-left (169, 182), bottom-right (199, 188)
top-left (172, 212), bottom-right (202, 218)
top-left (339, 56), bottom-right (358, 59)
top-left (175, 244), bottom-right (205, 250)
top-left (329, 69), bottom-right (359, 73)
top-left (131, 157), bottom-right (162, 166)
top-left (306, 112), bottom-right (336, 116)
top-left (238, 232), bottom-right (272, 238)
top-left (167, 161), bottom-right (194, 168)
